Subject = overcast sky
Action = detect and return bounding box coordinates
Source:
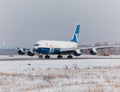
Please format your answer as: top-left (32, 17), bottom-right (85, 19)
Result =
top-left (0, 0), bottom-right (120, 47)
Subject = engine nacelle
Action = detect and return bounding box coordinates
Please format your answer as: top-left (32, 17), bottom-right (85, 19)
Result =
top-left (73, 49), bottom-right (81, 56)
top-left (18, 48), bottom-right (25, 55)
top-left (90, 48), bottom-right (97, 55)
top-left (27, 50), bottom-right (35, 56)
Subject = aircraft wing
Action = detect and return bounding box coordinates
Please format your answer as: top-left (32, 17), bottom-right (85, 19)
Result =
top-left (79, 45), bottom-right (119, 50)
top-left (78, 45), bottom-right (119, 55)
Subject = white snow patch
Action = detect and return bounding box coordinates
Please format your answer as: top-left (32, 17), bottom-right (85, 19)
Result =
top-left (0, 58), bottom-right (120, 92)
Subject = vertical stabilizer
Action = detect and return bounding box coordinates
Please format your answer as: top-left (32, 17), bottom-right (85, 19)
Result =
top-left (71, 24), bottom-right (80, 43)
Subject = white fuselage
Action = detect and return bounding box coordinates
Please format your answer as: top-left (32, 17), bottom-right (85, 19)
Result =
top-left (34, 40), bottom-right (78, 54)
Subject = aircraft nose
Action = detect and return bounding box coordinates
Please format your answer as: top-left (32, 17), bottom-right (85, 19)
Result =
top-left (33, 43), bottom-right (40, 50)
top-left (33, 46), bottom-right (38, 51)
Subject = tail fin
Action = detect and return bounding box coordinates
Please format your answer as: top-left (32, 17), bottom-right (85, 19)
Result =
top-left (71, 24), bottom-right (80, 43)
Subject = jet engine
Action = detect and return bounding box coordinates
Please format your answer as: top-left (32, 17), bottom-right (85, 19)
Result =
top-left (27, 49), bottom-right (35, 56)
top-left (89, 48), bottom-right (97, 55)
top-left (73, 49), bottom-right (81, 56)
top-left (18, 48), bottom-right (25, 55)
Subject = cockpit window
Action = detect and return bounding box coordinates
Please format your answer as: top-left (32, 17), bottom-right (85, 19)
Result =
top-left (34, 44), bottom-right (39, 46)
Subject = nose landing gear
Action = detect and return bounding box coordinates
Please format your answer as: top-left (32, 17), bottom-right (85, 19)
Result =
top-left (39, 54), bottom-right (43, 59)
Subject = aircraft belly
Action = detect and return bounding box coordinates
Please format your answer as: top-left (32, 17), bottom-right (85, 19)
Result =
top-left (60, 50), bottom-right (74, 54)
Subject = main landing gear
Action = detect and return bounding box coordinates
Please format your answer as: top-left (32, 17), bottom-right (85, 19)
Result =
top-left (67, 55), bottom-right (73, 59)
top-left (45, 55), bottom-right (50, 59)
top-left (57, 55), bottom-right (63, 59)
top-left (57, 54), bottom-right (73, 59)
top-left (38, 54), bottom-right (73, 59)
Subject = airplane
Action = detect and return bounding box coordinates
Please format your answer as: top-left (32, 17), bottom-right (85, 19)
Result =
top-left (18, 25), bottom-right (81, 58)
top-left (17, 24), bottom-right (118, 59)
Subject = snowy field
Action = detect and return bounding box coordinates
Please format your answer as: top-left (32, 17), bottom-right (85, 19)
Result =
top-left (0, 56), bottom-right (120, 92)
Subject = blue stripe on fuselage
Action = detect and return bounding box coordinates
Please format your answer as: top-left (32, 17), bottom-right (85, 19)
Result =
top-left (35, 47), bottom-right (74, 54)
top-left (35, 47), bottom-right (60, 54)
top-left (36, 48), bottom-right (50, 54)
top-left (52, 48), bottom-right (60, 54)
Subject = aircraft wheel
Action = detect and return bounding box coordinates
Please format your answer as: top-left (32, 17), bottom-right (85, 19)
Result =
top-left (39, 55), bottom-right (43, 59)
top-left (45, 55), bottom-right (50, 59)
top-left (57, 55), bottom-right (63, 59)
top-left (67, 55), bottom-right (73, 59)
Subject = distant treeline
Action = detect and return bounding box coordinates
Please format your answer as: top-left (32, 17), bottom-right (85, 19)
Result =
top-left (0, 48), bottom-right (17, 55)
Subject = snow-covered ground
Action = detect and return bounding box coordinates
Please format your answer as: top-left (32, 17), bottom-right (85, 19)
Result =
top-left (0, 57), bottom-right (120, 92)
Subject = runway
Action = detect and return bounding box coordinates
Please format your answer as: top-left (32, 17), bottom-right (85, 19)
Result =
top-left (0, 55), bottom-right (120, 61)
top-left (0, 56), bottom-right (120, 72)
